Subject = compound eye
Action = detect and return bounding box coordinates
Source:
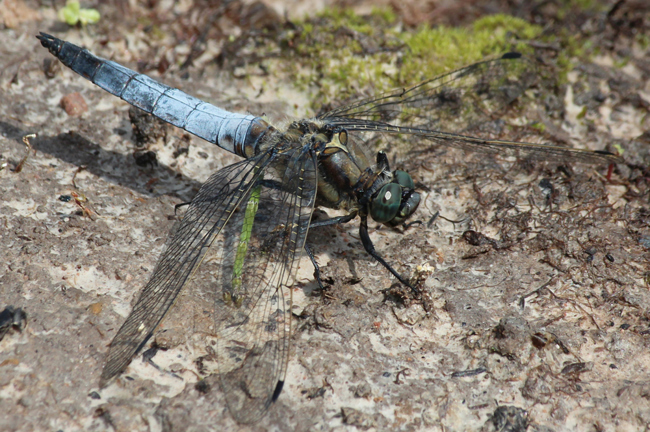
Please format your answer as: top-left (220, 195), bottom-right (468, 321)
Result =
top-left (389, 191), bottom-right (421, 226)
top-left (370, 183), bottom-right (401, 223)
top-left (394, 170), bottom-right (414, 190)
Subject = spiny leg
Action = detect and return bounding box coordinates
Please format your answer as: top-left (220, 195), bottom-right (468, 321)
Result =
top-left (359, 215), bottom-right (420, 296)
top-left (304, 243), bottom-right (325, 290)
top-left (308, 212), bottom-right (357, 228)
top-left (304, 212), bottom-right (358, 290)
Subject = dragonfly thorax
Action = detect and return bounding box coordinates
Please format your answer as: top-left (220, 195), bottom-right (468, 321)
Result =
top-left (312, 125), bottom-right (366, 212)
top-left (309, 124), bottom-right (420, 226)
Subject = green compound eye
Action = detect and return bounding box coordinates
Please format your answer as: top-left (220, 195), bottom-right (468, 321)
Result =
top-left (394, 170), bottom-right (414, 190)
top-left (370, 183), bottom-right (402, 223)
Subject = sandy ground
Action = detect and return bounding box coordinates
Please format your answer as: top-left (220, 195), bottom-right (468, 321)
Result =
top-left (1, 1), bottom-right (649, 431)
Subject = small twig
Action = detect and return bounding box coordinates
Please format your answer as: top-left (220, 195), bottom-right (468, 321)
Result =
top-left (15, 134), bottom-right (36, 173)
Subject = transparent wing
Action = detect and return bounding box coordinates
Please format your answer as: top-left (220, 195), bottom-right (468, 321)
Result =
top-left (101, 146), bottom-right (317, 425)
top-left (206, 147), bottom-right (317, 423)
top-left (99, 151), bottom-right (278, 386)
top-left (319, 53), bottom-right (619, 163)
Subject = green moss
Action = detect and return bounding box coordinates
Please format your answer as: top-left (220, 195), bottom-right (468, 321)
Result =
top-left (558, 0), bottom-right (609, 13)
top-left (369, 6), bottom-right (397, 25)
top-left (531, 122), bottom-right (547, 133)
top-left (276, 7), bottom-right (402, 101)
top-left (254, 7), bottom-right (616, 117)
top-left (532, 21), bottom-right (606, 86)
top-left (399, 15), bottom-right (541, 84)
top-left (613, 57), bottom-right (630, 68)
top-left (576, 105), bottom-right (588, 120)
top-left (472, 14), bottom-right (542, 41)
top-left (301, 22), bottom-right (314, 35)
top-left (278, 9), bottom-right (544, 110)
top-left (313, 7), bottom-right (376, 35)
top-left (556, 0), bottom-right (609, 20)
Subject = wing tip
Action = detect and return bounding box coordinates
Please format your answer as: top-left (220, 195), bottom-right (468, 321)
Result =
top-left (272, 380), bottom-right (284, 402)
top-left (98, 368), bottom-right (116, 389)
top-left (594, 150), bottom-right (623, 163)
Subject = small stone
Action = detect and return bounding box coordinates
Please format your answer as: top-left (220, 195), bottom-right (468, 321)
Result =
top-left (88, 302), bottom-right (102, 315)
top-left (60, 92), bottom-right (88, 117)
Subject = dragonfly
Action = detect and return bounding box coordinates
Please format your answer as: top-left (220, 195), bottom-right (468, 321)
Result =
top-left (37, 32), bottom-right (619, 423)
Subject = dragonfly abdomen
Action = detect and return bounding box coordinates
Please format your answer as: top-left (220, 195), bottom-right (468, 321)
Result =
top-left (37, 33), bottom-right (268, 158)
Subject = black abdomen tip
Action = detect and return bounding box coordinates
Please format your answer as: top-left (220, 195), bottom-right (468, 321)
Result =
top-left (36, 32), bottom-right (63, 56)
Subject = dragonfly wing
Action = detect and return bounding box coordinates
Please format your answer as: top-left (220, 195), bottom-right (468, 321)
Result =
top-left (199, 147), bottom-right (317, 423)
top-left (102, 146), bottom-right (317, 423)
top-left (319, 53), bottom-right (619, 163)
top-left (326, 123), bottom-right (620, 163)
top-left (100, 150), bottom-right (277, 386)
top-left (319, 53), bottom-right (536, 134)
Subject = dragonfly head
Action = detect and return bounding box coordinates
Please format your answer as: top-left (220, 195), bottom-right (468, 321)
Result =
top-left (369, 169), bottom-right (420, 226)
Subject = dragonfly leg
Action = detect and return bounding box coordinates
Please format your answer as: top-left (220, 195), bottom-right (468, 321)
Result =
top-left (142, 346), bottom-right (182, 380)
top-left (174, 201), bottom-right (190, 213)
top-left (309, 212), bottom-right (356, 228)
top-left (305, 212), bottom-right (357, 291)
top-left (304, 243), bottom-right (325, 290)
top-left (359, 215), bottom-right (420, 296)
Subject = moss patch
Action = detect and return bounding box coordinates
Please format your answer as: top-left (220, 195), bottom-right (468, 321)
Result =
top-left (261, 9), bottom-right (544, 111)
top-left (232, 6), bottom-right (609, 114)
top-left (398, 14), bottom-right (541, 84)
